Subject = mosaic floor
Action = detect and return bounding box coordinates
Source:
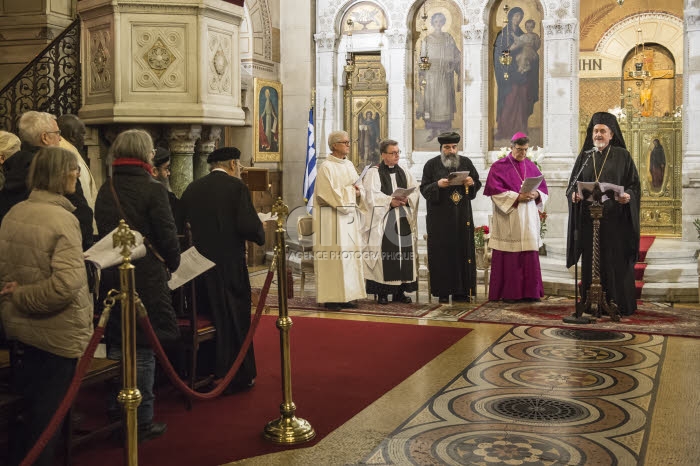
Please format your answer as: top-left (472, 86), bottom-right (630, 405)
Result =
top-left (366, 327), bottom-right (664, 465)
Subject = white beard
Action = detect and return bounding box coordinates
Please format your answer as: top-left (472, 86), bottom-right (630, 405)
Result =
top-left (593, 140), bottom-right (608, 151)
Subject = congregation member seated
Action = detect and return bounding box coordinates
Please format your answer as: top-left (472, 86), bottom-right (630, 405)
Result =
top-left (0, 147), bottom-right (93, 466)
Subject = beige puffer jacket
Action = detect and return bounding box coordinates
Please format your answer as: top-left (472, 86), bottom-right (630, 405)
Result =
top-left (0, 190), bottom-right (93, 358)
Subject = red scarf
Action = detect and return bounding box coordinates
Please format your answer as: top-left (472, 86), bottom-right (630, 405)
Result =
top-left (112, 158), bottom-right (154, 176)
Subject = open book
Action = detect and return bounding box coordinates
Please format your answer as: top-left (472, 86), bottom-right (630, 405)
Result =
top-left (391, 186), bottom-right (416, 198)
top-left (447, 171), bottom-right (470, 186)
top-left (354, 164), bottom-right (372, 187)
top-left (84, 227), bottom-right (147, 269)
top-left (577, 181), bottom-right (624, 203)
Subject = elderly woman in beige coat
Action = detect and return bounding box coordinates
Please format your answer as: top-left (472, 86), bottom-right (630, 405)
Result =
top-left (0, 146), bottom-right (92, 466)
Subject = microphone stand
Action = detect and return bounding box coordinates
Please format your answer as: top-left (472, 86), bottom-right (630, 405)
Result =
top-left (563, 149), bottom-right (595, 324)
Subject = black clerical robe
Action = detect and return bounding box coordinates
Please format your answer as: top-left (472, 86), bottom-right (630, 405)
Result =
top-left (420, 155), bottom-right (482, 299)
top-left (566, 145), bottom-right (641, 315)
top-left (178, 170), bottom-right (265, 384)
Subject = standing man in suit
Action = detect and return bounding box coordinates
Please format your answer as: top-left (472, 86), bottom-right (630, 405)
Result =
top-left (177, 147), bottom-right (265, 393)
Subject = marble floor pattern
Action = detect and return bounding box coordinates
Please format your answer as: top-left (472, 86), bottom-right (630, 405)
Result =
top-left (235, 273), bottom-right (699, 465)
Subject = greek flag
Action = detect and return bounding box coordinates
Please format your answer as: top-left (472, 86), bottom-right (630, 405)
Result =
top-left (303, 107), bottom-right (316, 214)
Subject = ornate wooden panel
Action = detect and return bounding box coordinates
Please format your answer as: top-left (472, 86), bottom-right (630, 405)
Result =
top-left (343, 54), bottom-right (388, 169)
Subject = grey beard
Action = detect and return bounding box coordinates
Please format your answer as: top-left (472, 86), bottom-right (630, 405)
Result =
top-left (441, 153), bottom-right (459, 169)
top-left (157, 176), bottom-right (173, 193)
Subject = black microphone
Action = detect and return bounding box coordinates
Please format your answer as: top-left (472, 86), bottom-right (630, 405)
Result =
top-left (583, 148), bottom-right (597, 154)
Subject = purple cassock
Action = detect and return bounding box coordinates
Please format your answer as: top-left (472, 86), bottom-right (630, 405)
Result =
top-left (483, 152), bottom-right (548, 301)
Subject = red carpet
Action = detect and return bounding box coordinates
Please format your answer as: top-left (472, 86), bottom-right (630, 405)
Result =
top-left (457, 298), bottom-right (700, 338)
top-left (635, 235), bottom-right (655, 299)
top-left (72, 316), bottom-right (470, 466)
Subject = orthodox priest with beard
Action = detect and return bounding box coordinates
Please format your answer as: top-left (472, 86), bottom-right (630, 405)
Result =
top-left (362, 139), bottom-right (420, 305)
top-left (420, 131), bottom-right (481, 303)
top-left (567, 112), bottom-right (640, 316)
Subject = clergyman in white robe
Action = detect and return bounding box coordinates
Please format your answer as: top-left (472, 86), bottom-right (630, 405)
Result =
top-left (313, 131), bottom-right (367, 308)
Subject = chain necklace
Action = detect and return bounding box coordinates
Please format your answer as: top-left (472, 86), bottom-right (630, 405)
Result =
top-left (507, 153), bottom-right (526, 183)
top-left (592, 145), bottom-right (612, 182)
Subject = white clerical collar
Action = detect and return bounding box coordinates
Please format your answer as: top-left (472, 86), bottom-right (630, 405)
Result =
top-left (211, 168), bottom-right (229, 175)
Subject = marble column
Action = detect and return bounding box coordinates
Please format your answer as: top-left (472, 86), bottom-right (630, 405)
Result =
top-left (167, 125), bottom-right (202, 197)
top-left (541, 17), bottom-right (579, 239)
top-left (314, 31), bottom-right (337, 161)
top-left (384, 28), bottom-right (409, 151)
top-left (461, 21), bottom-right (488, 159)
top-left (194, 126), bottom-right (222, 180)
top-left (682, 3), bottom-right (700, 240)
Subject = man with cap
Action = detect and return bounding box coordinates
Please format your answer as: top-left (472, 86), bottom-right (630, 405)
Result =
top-left (483, 132), bottom-right (548, 302)
top-left (177, 147), bottom-right (265, 392)
top-left (567, 112), bottom-right (640, 316)
top-left (420, 131), bottom-right (481, 303)
top-left (313, 130), bottom-right (367, 310)
top-left (151, 146), bottom-right (180, 219)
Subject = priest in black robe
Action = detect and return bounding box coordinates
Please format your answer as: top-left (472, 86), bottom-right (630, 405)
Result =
top-left (566, 112), bottom-right (641, 316)
top-left (420, 132), bottom-right (481, 303)
top-left (177, 147), bottom-right (265, 391)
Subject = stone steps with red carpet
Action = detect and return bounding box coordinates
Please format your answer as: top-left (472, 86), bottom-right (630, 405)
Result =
top-left (635, 236), bottom-right (655, 299)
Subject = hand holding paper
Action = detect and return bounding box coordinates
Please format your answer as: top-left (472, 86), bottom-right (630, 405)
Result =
top-left (447, 171), bottom-right (470, 186)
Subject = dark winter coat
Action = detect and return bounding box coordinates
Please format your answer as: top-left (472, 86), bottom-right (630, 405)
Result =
top-left (94, 165), bottom-right (181, 346)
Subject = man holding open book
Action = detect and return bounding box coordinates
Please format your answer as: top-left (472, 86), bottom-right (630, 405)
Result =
top-left (362, 139), bottom-right (420, 305)
top-left (484, 132), bottom-right (548, 302)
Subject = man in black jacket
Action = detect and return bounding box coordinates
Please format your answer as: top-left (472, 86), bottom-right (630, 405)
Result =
top-left (0, 111), bottom-right (93, 249)
top-left (177, 147), bottom-right (265, 393)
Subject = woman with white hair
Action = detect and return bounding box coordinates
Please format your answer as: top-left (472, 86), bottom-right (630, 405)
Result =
top-left (0, 130), bottom-right (21, 190)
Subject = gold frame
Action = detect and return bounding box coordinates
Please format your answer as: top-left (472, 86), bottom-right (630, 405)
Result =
top-left (253, 78), bottom-right (283, 162)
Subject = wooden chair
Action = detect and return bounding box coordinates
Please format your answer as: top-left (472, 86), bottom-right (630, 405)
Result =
top-left (175, 223), bottom-right (216, 394)
top-left (287, 215), bottom-right (314, 297)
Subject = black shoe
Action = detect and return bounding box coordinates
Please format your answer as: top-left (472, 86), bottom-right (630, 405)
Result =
top-left (343, 301), bottom-right (359, 309)
top-left (223, 378), bottom-right (256, 395)
top-left (377, 295), bottom-right (389, 305)
top-left (503, 299), bottom-right (519, 304)
top-left (323, 302), bottom-right (343, 310)
top-left (452, 294), bottom-right (471, 303)
top-left (138, 422), bottom-right (167, 443)
top-left (393, 293), bottom-right (412, 304)
top-left (438, 296), bottom-right (449, 304)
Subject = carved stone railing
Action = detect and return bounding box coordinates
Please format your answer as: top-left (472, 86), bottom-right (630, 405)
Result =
top-left (0, 18), bottom-right (81, 133)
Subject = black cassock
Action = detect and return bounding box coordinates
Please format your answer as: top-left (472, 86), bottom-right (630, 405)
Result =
top-left (420, 155), bottom-right (482, 299)
top-left (566, 145), bottom-right (641, 315)
top-left (178, 171), bottom-right (265, 384)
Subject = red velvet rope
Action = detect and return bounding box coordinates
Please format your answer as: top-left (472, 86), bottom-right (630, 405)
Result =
top-left (20, 325), bottom-right (107, 466)
top-left (140, 269), bottom-right (275, 400)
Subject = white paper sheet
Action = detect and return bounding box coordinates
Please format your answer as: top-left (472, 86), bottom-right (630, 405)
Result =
top-left (520, 175), bottom-right (544, 193)
top-left (84, 227), bottom-right (147, 269)
top-left (447, 171), bottom-right (470, 186)
top-left (354, 164), bottom-right (372, 186)
top-left (167, 246), bottom-right (216, 290)
top-left (577, 181), bottom-right (624, 203)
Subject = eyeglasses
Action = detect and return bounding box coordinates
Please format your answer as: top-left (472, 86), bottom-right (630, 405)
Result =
top-left (385, 150), bottom-right (401, 156)
top-left (512, 146), bottom-right (528, 153)
top-left (45, 130), bottom-right (61, 136)
top-left (336, 140), bottom-right (351, 146)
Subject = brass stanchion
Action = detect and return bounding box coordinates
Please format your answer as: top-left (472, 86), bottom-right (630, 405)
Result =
top-left (113, 220), bottom-right (141, 465)
top-left (263, 198), bottom-right (315, 444)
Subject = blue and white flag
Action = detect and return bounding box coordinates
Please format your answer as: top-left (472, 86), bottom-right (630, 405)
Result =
top-left (303, 107), bottom-right (317, 214)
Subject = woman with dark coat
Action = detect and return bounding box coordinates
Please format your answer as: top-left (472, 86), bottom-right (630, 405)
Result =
top-left (94, 129), bottom-right (180, 442)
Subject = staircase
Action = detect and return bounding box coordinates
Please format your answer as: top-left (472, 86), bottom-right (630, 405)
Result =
top-left (540, 237), bottom-right (699, 303)
top-left (0, 18), bottom-right (81, 132)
